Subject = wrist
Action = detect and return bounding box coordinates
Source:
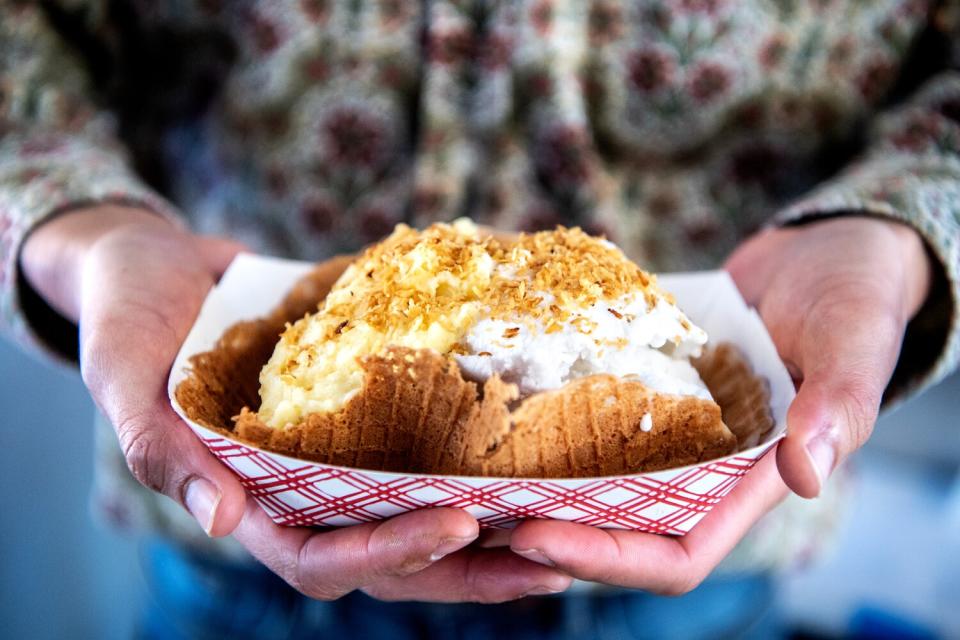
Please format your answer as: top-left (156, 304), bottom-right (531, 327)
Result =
top-left (20, 205), bottom-right (172, 322)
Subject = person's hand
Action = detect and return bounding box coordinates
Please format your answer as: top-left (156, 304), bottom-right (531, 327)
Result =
top-left (21, 206), bottom-right (571, 602)
top-left (503, 216), bottom-right (931, 594)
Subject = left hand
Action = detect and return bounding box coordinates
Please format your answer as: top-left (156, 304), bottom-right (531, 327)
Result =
top-left (502, 216), bottom-right (932, 594)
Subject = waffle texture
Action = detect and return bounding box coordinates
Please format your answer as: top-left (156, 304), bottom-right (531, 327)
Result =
top-left (176, 259), bottom-right (772, 478)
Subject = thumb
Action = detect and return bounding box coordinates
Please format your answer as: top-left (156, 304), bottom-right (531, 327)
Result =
top-left (776, 297), bottom-right (904, 498)
top-left (82, 324), bottom-right (248, 536)
top-left (79, 241), bottom-right (249, 536)
top-left (118, 402), bottom-right (249, 537)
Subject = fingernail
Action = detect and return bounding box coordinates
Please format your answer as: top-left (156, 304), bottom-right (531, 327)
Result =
top-left (805, 437), bottom-right (836, 496)
top-left (523, 585), bottom-right (564, 597)
top-left (514, 548), bottom-right (555, 567)
top-left (430, 535), bottom-right (476, 562)
top-left (185, 477), bottom-right (221, 536)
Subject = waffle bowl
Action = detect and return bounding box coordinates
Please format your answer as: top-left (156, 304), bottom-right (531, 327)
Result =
top-left (168, 254), bottom-right (794, 534)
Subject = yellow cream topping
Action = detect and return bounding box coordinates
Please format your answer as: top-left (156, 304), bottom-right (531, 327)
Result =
top-left (257, 219), bottom-right (671, 428)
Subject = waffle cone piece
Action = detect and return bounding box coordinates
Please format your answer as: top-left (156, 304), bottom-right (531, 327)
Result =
top-left (693, 343), bottom-right (776, 449)
top-left (176, 258), bottom-right (773, 478)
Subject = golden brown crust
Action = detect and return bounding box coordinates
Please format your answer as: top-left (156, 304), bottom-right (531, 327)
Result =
top-left (473, 374), bottom-right (736, 477)
top-left (175, 257), bottom-right (771, 478)
top-left (693, 343), bottom-right (776, 450)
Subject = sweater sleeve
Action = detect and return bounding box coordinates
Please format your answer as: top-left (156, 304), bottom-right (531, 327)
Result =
top-left (776, 71), bottom-right (960, 404)
top-left (0, 1), bottom-right (181, 363)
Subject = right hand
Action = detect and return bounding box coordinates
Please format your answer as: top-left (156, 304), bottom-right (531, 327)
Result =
top-left (21, 206), bottom-right (571, 602)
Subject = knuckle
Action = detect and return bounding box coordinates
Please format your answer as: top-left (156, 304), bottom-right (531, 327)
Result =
top-left (291, 565), bottom-right (346, 601)
top-left (834, 381), bottom-right (879, 447)
top-left (365, 524), bottom-right (434, 580)
top-left (658, 572), bottom-right (703, 597)
top-left (462, 555), bottom-right (497, 603)
top-left (460, 560), bottom-right (525, 604)
top-left (383, 556), bottom-right (432, 579)
top-left (116, 413), bottom-right (168, 494)
top-left (294, 539), bottom-right (351, 602)
top-left (297, 583), bottom-right (343, 602)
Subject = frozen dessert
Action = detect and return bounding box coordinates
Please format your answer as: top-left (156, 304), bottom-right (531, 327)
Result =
top-left (258, 220), bottom-right (712, 428)
top-left (214, 219), bottom-right (745, 477)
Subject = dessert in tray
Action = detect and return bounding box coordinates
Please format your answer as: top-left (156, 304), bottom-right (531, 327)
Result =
top-left (176, 220), bottom-right (772, 478)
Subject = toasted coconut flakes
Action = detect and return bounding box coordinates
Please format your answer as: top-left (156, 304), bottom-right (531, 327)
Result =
top-left (266, 221), bottom-right (676, 415)
top-left (570, 316), bottom-right (598, 334)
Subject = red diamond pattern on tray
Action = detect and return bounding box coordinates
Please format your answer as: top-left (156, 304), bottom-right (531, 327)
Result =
top-left (192, 424), bottom-right (775, 535)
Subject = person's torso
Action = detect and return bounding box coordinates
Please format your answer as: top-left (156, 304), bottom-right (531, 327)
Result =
top-left (62, 0), bottom-right (936, 269)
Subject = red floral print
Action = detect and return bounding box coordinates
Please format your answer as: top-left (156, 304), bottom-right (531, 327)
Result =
top-left (525, 70), bottom-right (554, 98)
top-left (688, 62), bottom-right (731, 103)
top-left (429, 28), bottom-right (474, 66)
top-left (358, 207), bottom-right (396, 242)
top-left (301, 54), bottom-right (330, 82)
top-left (251, 16), bottom-right (280, 53)
top-left (480, 33), bottom-right (513, 70)
top-left (299, 0), bottom-right (330, 23)
top-left (678, 0), bottom-right (725, 14)
top-left (520, 205), bottom-right (563, 232)
top-left (857, 59), bottom-right (897, 102)
top-left (628, 48), bottom-right (675, 93)
top-left (683, 219), bottom-right (722, 246)
top-left (648, 191), bottom-right (680, 219)
top-left (379, 0), bottom-right (412, 30)
top-left (320, 107), bottom-right (389, 169)
top-left (531, 0), bottom-right (554, 36)
top-left (759, 34), bottom-right (789, 69)
top-left (412, 187), bottom-right (446, 217)
top-left (301, 197), bottom-right (338, 234)
top-left (890, 114), bottom-right (945, 152)
top-left (588, 2), bottom-right (623, 44)
top-left (537, 125), bottom-right (591, 187)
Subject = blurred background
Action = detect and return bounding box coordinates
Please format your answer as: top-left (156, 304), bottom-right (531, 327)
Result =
top-left (2, 337), bottom-right (959, 640)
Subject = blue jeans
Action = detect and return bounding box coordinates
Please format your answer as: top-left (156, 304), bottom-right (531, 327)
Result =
top-left (138, 539), bottom-right (782, 640)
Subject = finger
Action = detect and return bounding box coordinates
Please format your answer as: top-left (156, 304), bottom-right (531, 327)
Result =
top-left (233, 503), bottom-right (481, 601)
top-left (723, 227), bottom-right (796, 306)
top-left (122, 403), bottom-right (249, 537)
top-left (79, 245), bottom-right (248, 536)
top-left (777, 292), bottom-right (904, 498)
top-left (193, 235), bottom-right (250, 278)
top-left (509, 452), bottom-right (787, 595)
top-left (82, 318), bottom-right (247, 536)
top-left (363, 547), bottom-right (572, 603)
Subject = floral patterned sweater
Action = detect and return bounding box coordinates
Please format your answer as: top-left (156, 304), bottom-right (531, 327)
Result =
top-left (1, 0), bottom-right (959, 570)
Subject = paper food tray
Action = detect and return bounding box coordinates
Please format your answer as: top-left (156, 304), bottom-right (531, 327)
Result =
top-left (168, 254), bottom-right (794, 535)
